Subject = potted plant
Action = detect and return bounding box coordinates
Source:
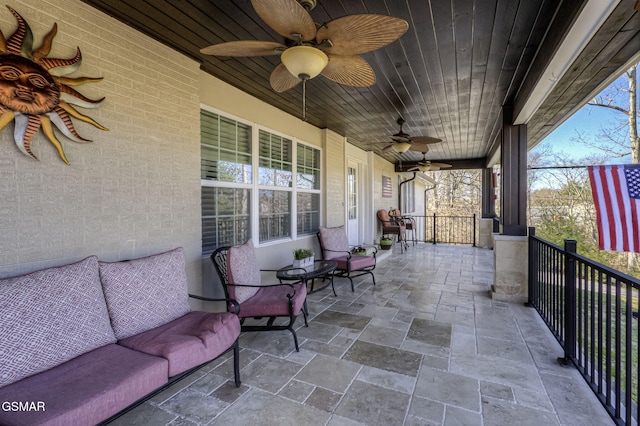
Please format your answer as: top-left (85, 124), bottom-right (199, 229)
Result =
top-left (351, 245), bottom-right (367, 256)
top-left (292, 248), bottom-right (314, 268)
top-left (379, 237), bottom-right (393, 250)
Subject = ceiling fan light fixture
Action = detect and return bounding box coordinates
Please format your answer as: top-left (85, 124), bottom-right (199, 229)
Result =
top-left (391, 142), bottom-right (411, 153)
top-left (281, 46), bottom-right (328, 80)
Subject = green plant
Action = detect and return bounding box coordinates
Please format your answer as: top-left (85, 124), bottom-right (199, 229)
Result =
top-left (292, 248), bottom-right (314, 260)
top-left (351, 246), bottom-right (367, 255)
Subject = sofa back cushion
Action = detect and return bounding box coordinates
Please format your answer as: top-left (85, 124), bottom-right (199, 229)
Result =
top-left (99, 247), bottom-right (191, 340)
top-left (0, 256), bottom-right (116, 388)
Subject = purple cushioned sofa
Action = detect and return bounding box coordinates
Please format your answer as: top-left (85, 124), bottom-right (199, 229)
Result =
top-left (0, 248), bottom-right (241, 426)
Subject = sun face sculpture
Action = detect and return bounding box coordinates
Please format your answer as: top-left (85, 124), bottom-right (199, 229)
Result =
top-left (0, 6), bottom-right (107, 165)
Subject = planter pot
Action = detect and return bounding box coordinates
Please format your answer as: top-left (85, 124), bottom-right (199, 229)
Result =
top-left (293, 256), bottom-right (314, 269)
top-left (351, 250), bottom-right (367, 256)
top-left (380, 240), bottom-right (393, 250)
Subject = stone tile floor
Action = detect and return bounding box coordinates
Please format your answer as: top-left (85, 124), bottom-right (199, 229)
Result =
top-left (110, 244), bottom-right (614, 425)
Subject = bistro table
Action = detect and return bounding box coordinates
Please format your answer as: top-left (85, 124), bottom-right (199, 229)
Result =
top-left (276, 259), bottom-right (338, 296)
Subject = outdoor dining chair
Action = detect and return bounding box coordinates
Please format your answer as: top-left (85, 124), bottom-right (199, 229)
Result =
top-left (377, 209), bottom-right (408, 252)
top-left (211, 240), bottom-right (308, 351)
top-left (393, 208), bottom-right (416, 246)
top-left (317, 225), bottom-right (377, 292)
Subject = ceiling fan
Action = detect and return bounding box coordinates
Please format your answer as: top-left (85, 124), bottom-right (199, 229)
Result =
top-left (381, 118), bottom-right (443, 153)
top-left (407, 152), bottom-right (452, 172)
top-left (200, 0), bottom-right (408, 120)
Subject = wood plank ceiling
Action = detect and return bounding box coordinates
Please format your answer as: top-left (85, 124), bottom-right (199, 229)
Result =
top-left (80, 0), bottom-right (640, 167)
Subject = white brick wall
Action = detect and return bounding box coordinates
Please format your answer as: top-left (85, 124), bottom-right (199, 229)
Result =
top-left (0, 0), bottom-right (203, 293)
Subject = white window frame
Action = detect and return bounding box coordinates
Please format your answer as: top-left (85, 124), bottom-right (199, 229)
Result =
top-left (200, 105), bottom-right (322, 250)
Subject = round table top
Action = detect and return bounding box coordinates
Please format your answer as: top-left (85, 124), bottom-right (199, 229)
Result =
top-left (276, 259), bottom-right (338, 280)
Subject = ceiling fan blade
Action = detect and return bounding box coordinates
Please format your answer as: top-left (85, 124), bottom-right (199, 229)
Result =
top-left (382, 144), bottom-right (395, 153)
top-left (200, 40), bottom-right (286, 56)
top-left (317, 14), bottom-right (409, 56)
top-left (429, 162), bottom-right (452, 169)
top-left (251, 0), bottom-right (316, 41)
top-left (408, 143), bottom-right (430, 152)
top-left (321, 55), bottom-right (375, 87)
top-left (270, 63), bottom-right (302, 92)
top-left (410, 135), bottom-right (443, 144)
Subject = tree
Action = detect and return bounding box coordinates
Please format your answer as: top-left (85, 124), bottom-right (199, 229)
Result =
top-left (575, 63), bottom-right (639, 163)
top-left (426, 169), bottom-right (481, 215)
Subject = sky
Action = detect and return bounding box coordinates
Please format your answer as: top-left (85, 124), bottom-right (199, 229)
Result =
top-left (534, 71), bottom-right (635, 165)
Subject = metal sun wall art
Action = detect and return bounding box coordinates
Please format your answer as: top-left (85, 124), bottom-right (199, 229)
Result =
top-left (0, 6), bottom-right (107, 165)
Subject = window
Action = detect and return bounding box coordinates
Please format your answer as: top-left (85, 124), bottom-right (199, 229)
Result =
top-left (258, 130), bottom-right (293, 243)
top-left (201, 109), bottom-right (321, 254)
top-left (201, 110), bottom-right (252, 254)
top-left (347, 167), bottom-right (356, 220)
top-left (297, 143), bottom-right (320, 234)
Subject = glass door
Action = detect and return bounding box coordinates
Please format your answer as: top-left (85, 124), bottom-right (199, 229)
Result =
top-left (347, 164), bottom-right (359, 245)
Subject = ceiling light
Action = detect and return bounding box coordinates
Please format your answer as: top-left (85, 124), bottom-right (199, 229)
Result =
top-left (281, 46), bottom-right (328, 80)
top-left (391, 142), bottom-right (411, 153)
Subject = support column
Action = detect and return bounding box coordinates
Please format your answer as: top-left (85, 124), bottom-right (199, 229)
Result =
top-left (479, 167), bottom-right (496, 248)
top-left (499, 106), bottom-right (527, 236)
top-left (491, 106), bottom-right (528, 303)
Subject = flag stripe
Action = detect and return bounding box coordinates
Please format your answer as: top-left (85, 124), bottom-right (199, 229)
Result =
top-left (588, 164), bottom-right (640, 253)
top-left (588, 166), bottom-right (606, 250)
top-left (607, 167), bottom-right (629, 251)
top-left (630, 190), bottom-right (639, 252)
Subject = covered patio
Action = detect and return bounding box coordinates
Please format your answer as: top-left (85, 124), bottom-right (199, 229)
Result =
top-left (109, 244), bottom-right (612, 425)
top-left (0, 1), bottom-right (638, 424)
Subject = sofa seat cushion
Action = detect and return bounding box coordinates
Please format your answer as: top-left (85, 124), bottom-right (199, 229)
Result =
top-left (237, 283), bottom-right (307, 318)
top-left (0, 344), bottom-right (168, 426)
top-left (0, 256), bottom-right (116, 388)
top-left (118, 311), bottom-right (241, 377)
top-left (99, 247), bottom-right (191, 340)
top-left (334, 255), bottom-right (376, 271)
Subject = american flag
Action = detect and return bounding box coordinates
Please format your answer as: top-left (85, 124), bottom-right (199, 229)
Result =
top-left (588, 164), bottom-right (640, 253)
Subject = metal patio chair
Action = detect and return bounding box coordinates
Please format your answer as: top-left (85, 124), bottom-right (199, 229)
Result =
top-left (211, 240), bottom-right (308, 351)
top-left (317, 225), bottom-right (377, 292)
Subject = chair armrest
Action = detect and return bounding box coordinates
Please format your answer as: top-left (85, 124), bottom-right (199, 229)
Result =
top-left (188, 293), bottom-right (240, 314)
top-left (323, 248), bottom-right (352, 258)
top-left (227, 282), bottom-right (302, 300)
top-left (228, 282), bottom-right (303, 290)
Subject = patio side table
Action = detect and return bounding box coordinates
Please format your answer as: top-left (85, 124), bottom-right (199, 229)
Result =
top-left (277, 260), bottom-right (338, 296)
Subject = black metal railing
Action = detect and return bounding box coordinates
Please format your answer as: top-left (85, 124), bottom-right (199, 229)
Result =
top-left (528, 227), bottom-right (640, 425)
top-left (406, 214), bottom-right (477, 246)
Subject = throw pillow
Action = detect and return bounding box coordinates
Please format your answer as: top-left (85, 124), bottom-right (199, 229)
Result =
top-left (0, 256), bottom-right (116, 388)
top-left (99, 247), bottom-right (191, 340)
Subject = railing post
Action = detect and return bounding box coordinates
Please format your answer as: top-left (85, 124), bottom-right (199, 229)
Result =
top-left (433, 213), bottom-right (437, 245)
top-left (526, 227), bottom-right (536, 307)
top-left (560, 239), bottom-right (577, 365)
top-left (472, 214), bottom-right (476, 247)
